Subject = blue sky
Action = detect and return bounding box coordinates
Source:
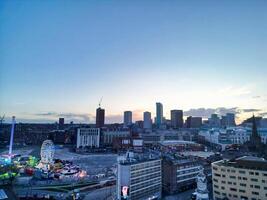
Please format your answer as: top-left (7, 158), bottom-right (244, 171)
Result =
top-left (0, 0), bottom-right (267, 123)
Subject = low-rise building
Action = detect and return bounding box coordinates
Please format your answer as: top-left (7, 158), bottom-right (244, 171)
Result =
top-left (212, 156), bottom-right (267, 200)
top-left (162, 154), bottom-right (202, 194)
top-left (102, 130), bottom-right (130, 146)
top-left (76, 128), bottom-right (100, 148)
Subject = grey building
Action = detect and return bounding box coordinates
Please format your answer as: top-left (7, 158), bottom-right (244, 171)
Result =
top-left (117, 152), bottom-right (162, 200)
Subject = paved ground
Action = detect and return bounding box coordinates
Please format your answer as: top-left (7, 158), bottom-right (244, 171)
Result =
top-left (84, 186), bottom-right (115, 200)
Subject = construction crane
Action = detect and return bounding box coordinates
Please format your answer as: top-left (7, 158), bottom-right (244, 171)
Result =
top-left (98, 97), bottom-right (103, 108)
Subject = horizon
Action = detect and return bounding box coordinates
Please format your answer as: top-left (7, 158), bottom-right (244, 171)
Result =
top-left (1, 1), bottom-right (267, 124)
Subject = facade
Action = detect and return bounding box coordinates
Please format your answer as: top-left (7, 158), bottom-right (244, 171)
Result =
top-left (226, 113), bottom-right (236, 127)
top-left (102, 130), bottom-right (130, 146)
top-left (186, 116), bottom-right (202, 128)
top-left (156, 102), bottom-right (163, 128)
top-left (170, 110), bottom-right (183, 129)
top-left (124, 111), bottom-right (133, 127)
top-left (117, 152), bottom-right (162, 200)
top-left (96, 107), bottom-right (105, 128)
top-left (58, 117), bottom-right (64, 130)
top-left (212, 156), bottom-right (267, 200)
top-left (162, 154), bottom-right (202, 194)
top-left (208, 114), bottom-right (221, 128)
top-left (143, 111), bottom-right (152, 130)
top-left (76, 128), bottom-right (100, 148)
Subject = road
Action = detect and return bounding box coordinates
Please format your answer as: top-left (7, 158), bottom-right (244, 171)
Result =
top-left (84, 186), bottom-right (115, 200)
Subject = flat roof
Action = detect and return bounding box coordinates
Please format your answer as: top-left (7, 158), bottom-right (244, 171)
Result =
top-left (213, 156), bottom-right (267, 171)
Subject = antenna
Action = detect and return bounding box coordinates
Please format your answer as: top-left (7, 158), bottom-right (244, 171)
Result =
top-left (98, 96), bottom-right (103, 108)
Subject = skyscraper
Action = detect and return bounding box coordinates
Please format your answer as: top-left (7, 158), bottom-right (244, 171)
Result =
top-left (170, 110), bottom-right (183, 128)
top-left (124, 111), bottom-right (132, 127)
top-left (59, 117), bottom-right (64, 130)
top-left (143, 111), bottom-right (152, 129)
top-left (156, 102), bottom-right (163, 127)
top-left (226, 113), bottom-right (236, 127)
top-left (96, 107), bottom-right (105, 128)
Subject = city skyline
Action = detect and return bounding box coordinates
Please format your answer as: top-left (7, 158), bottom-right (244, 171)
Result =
top-left (1, 1), bottom-right (267, 123)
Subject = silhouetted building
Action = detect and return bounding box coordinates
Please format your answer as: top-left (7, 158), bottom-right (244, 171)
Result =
top-left (186, 116), bottom-right (202, 128)
top-left (59, 117), bottom-right (64, 130)
top-left (208, 114), bottom-right (220, 128)
top-left (124, 111), bottom-right (132, 127)
top-left (96, 107), bottom-right (105, 128)
top-left (170, 110), bottom-right (183, 128)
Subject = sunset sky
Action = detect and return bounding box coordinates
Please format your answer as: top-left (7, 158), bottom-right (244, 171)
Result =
top-left (1, 0), bottom-right (267, 124)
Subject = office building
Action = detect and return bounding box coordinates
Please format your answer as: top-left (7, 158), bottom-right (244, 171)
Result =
top-left (156, 102), bottom-right (163, 127)
top-left (76, 128), bottom-right (100, 148)
top-left (170, 110), bottom-right (183, 128)
top-left (208, 114), bottom-right (221, 128)
top-left (226, 113), bottom-right (236, 127)
top-left (186, 116), bottom-right (202, 128)
top-left (124, 111), bottom-right (132, 127)
top-left (143, 111), bottom-right (152, 130)
top-left (117, 152), bottom-right (162, 200)
top-left (96, 107), bottom-right (105, 128)
top-left (102, 130), bottom-right (130, 146)
top-left (162, 154), bottom-right (202, 194)
top-left (212, 156), bottom-right (267, 200)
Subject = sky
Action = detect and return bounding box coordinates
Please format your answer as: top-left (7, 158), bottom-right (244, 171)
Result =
top-left (0, 0), bottom-right (267, 124)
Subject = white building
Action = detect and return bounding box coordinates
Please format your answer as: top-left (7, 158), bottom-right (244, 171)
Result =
top-left (199, 127), bottom-right (267, 150)
top-left (76, 128), bottom-right (100, 148)
top-left (117, 152), bottom-right (162, 200)
top-left (124, 111), bottom-right (132, 127)
top-left (143, 111), bottom-right (152, 130)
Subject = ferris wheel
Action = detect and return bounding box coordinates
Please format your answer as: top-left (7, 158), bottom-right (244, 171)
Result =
top-left (40, 140), bottom-right (55, 164)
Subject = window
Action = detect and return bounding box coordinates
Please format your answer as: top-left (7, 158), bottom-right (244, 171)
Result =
top-left (230, 188), bottom-right (237, 191)
top-left (240, 183), bottom-right (246, 187)
top-left (251, 178), bottom-right (258, 182)
top-left (239, 170), bottom-right (246, 174)
top-left (239, 189), bottom-right (245, 193)
top-left (252, 191), bottom-right (259, 195)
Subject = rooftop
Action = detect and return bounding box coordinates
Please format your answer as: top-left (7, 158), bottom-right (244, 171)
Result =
top-left (159, 140), bottom-right (196, 146)
top-left (213, 156), bottom-right (267, 171)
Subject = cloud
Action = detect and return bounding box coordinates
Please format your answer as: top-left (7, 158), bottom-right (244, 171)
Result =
top-left (184, 107), bottom-right (239, 118)
top-left (258, 112), bottom-right (267, 117)
top-left (241, 109), bottom-right (262, 113)
top-left (252, 96), bottom-right (261, 99)
top-left (34, 112), bottom-right (94, 123)
top-left (105, 114), bottom-right (122, 123)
